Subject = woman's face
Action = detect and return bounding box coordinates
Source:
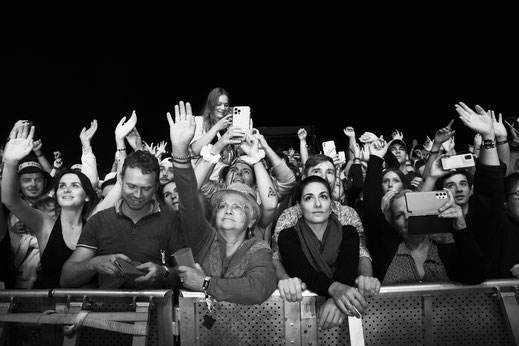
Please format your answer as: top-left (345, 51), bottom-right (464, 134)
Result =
top-left (215, 194), bottom-right (251, 233)
top-left (299, 181), bottom-right (332, 225)
top-left (162, 181), bottom-right (179, 211)
top-left (56, 173), bottom-right (88, 208)
top-left (382, 171), bottom-right (404, 194)
top-left (225, 162), bottom-right (254, 187)
top-left (390, 195), bottom-right (409, 235)
top-left (213, 94), bottom-right (230, 120)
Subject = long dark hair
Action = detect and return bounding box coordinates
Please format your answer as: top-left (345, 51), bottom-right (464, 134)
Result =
top-left (52, 169), bottom-right (98, 218)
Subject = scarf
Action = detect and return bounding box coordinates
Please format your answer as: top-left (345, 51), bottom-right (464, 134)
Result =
top-left (205, 233), bottom-right (270, 278)
top-left (294, 213), bottom-right (343, 279)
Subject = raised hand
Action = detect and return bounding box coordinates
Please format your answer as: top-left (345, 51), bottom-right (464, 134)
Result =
top-left (441, 136), bottom-right (456, 153)
top-left (297, 128), bottom-right (307, 141)
top-left (125, 128), bottom-right (142, 151)
top-left (455, 102), bottom-right (494, 137)
top-left (80, 119), bottom-right (98, 145)
top-left (32, 139), bottom-right (43, 155)
top-left (115, 111), bottom-right (137, 142)
top-left (391, 129), bottom-right (404, 140)
top-left (358, 131), bottom-right (378, 144)
top-left (4, 122), bottom-right (35, 163)
top-left (343, 126), bottom-right (355, 138)
top-left (433, 119), bottom-right (455, 146)
top-left (360, 144), bottom-right (370, 162)
top-left (491, 110), bottom-right (508, 140)
top-left (166, 101), bottom-right (196, 152)
top-left (368, 137), bottom-right (388, 159)
top-left (423, 136), bottom-right (433, 151)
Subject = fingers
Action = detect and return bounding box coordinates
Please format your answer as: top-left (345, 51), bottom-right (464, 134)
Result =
top-left (114, 253), bottom-right (132, 263)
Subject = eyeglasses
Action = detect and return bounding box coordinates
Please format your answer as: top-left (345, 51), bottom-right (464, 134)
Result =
top-left (216, 202), bottom-right (248, 215)
top-left (507, 191), bottom-right (519, 200)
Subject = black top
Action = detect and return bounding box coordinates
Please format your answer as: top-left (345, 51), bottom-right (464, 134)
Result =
top-left (33, 216), bottom-right (81, 289)
top-left (278, 224), bottom-right (359, 298)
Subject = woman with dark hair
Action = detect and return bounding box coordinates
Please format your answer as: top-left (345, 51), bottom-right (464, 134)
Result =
top-left (278, 175), bottom-right (380, 329)
top-left (2, 122), bottom-right (98, 288)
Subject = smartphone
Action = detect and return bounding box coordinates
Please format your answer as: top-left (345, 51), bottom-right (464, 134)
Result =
top-left (405, 190), bottom-right (449, 216)
top-left (441, 154), bottom-right (475, 170)
top-left (232, 106), bottom-right (251, 131)
top-left (322, 140), bottom-right (337, 158)
top-left (338, 151), bottom-right (346, 164)
top-left (114, 259), bottom-right (146, 276)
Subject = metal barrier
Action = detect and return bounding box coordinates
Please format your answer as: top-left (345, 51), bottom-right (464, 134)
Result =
top-left (178, 279), bottom-right (519, 346)
top-left (1, 280), bottom-right (518, 345)
top-left (0, 288), bottom-right (174, 346)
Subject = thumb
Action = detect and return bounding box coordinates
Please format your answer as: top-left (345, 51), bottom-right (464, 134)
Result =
top-left (195, 263), bottom-right (203, 271)
top-left (114, 253), bottom-right (132, 263)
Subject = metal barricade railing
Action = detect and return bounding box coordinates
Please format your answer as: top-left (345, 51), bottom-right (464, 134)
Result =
top-left (1, 280), bottom-right (518, 345)
top-left (177, 279), bottom-right (519, 346)
top-left (0, 288), bottom-right (174, 346)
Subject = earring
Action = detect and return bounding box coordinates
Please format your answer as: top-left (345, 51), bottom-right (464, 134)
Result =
top-left (247, 227), bottom-right (253, 239)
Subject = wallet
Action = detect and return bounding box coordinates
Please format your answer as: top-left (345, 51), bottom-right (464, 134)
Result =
top-left (113, 259), bottom-right (146, 276)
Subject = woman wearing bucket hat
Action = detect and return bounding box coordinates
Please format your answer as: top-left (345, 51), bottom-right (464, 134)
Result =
top-left (2, 121), bottom-right (97, 288)
top-left (168, 101), bottom-right (277, 305)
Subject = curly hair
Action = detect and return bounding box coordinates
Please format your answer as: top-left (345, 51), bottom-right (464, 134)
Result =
top-left (121, 150), bottom-right (160, 186)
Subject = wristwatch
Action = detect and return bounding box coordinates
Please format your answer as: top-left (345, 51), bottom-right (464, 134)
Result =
top-left (162, 265), bottom-right (170, 279)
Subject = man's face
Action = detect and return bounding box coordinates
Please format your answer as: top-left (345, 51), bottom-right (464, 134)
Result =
top-left (19, 172), bottom-right (45, 201)
top-left (159, 163), bottom-right (174, 185)
top-left (389, 143), bottom-right (406, 164)
top-left (306, 161), bottom-right (336, 190)
top-left (442, 173), bottom-right (471, 207)
top-left (121, 167), bottom-right (158, 211)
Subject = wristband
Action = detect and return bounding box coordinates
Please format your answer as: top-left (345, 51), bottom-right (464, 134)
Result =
top-left (481, 139), bottom-right (496, 149)
top-left (172, 158), bottom-right (191, 164)
top-left (428, 150), bottom-right (439, 155)
top-left (171, 153), bottom-right (191, 161)
top-left (496, 139), bottom-right (509, 145)
top-left (117, 148), bottom-right (126, 152)
top-left (200, 144), bottom-right (220, 164)
top-left (202, 276), bottom-right (211, 292)
top-left (241, 149), bottom-right (266, 166)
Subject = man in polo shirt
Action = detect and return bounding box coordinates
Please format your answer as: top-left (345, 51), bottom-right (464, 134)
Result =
top-left (60, 150), bottom-right (185, 289)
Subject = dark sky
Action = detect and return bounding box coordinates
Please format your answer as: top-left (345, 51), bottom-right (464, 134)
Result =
top-left (2, 2), bottom-right (518, 176)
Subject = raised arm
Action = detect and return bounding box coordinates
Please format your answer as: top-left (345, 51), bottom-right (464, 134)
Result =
top-left (240, 132), bottom-right (278, 229)
top-left (32, 139), bottom-right (53, 173)
top-left (1, 122), bottom-right (47, 233)
top-left (297, 128), bottom-right (309, 165)
top-left (492, 110), bottom-right (512, 174)
top-left (79, 119), bottom-right (99, 188)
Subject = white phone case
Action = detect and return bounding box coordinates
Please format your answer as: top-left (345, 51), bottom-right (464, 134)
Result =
top-left (232, 106), bottom-right (251, 131)
top-left (322, 140), bottom-right (337, 157)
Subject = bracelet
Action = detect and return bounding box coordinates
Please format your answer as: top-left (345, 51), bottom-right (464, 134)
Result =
top-left (200, 144), bottom-right (220, 164)
top-left (496, 139), bottom-right (509, 145)
top-left (481, 139), bottom-right (496, 149)
top-left (241, 149), bottom-right (266, 166)
top-left (52, 166), bottom-right (60, 170)
top-left (428, 150), bottom-right (440, 155)
top-left (202, 276), bottom-right (211, 292)
top-left (172, 158), bottom-right (191, 164)
top-left (117, 148), bottom-right (126, 152)
top-left (171, 153), bottom-right (191, 161)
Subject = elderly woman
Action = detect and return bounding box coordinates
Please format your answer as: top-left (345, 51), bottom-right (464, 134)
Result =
top-left (169, 101), bottom-right (277, 305)
top-left (278, 175), bottom-right (380, 330)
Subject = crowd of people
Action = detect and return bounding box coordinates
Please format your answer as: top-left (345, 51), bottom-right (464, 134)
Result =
top-left (1, 87), bottom-right (518, 331)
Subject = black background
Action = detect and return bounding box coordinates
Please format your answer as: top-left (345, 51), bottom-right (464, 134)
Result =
top-left (2, 2), bottom-right (518, 177)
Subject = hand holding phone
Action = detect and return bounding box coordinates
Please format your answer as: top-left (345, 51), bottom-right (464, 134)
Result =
top-left (114, 259), bottom-right (146, 276)
top-left (322, 140), bottom-right (337, 158)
